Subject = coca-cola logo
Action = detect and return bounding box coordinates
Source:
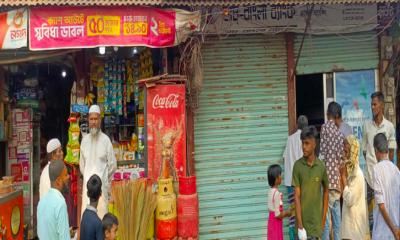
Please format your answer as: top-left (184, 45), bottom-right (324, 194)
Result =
top-left (152, 94), bottom-right (179, 109)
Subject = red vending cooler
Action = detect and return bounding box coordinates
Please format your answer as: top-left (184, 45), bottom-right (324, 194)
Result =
top-left (146, 84), bottom-right (187, 180)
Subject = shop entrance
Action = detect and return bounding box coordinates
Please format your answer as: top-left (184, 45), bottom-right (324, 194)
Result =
top-left (296, 73), bottom-right (325, 128)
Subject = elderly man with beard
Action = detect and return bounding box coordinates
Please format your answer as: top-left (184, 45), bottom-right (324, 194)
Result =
top-left (37, 160), bottom-right (71, 240)
top-left (80, 105), bottom-right (117, 219)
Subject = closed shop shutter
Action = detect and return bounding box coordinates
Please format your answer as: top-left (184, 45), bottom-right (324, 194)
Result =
top-left (195, 35), bottom-right (288, 239)
top-left (295, 31), bottom-right (379, 75)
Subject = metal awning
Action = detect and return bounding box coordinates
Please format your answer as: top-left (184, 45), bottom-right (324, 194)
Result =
top-left (0, 0), bottom-right (398, 7)
top-left (0, 48), bottom-right (77, 65)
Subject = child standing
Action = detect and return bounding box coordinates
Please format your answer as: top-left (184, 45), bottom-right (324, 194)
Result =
top-left (267, 164), bottom-right (292, 240)
top-left (80, 174), bottom-right (104, 240)
top-left (102, 213), bottom-right (119, 240)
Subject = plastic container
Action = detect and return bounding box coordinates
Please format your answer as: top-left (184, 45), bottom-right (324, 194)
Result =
top-left (178, 193), bottom-right (199, 239)
top-left (179, 176), bottom-right (196, 195)
top-left (156, 178), bottom-right (177, 239)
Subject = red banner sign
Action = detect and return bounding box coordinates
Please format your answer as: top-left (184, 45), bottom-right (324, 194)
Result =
top-left (29, 6), bottom-right (187, 50)
top-left (147, 84), bottom-right (186, 180)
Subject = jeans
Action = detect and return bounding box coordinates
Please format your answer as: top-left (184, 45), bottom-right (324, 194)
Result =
top-left (322, 196), bottom-right (341, 240)
top-left (287, 186), bottom-right (296, 240)
top-left (366, 182), bottom-right (374, 234)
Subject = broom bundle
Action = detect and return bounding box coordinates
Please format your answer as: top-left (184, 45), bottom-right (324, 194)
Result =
top-left (112, 179), bottom-right (157, 240)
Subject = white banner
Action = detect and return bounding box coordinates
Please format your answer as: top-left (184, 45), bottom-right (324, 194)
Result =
top-left (0, 8), bottom-right (28, 49)
top-left (205, 4), bottom-right (378, 35)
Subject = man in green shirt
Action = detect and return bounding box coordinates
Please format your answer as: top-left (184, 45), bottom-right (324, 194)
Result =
top-left (292, 126), bottom-right (329, 240)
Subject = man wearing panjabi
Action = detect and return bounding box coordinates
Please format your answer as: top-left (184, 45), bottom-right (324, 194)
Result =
top-left (37, 160), bottom-right (71, 240)
top-left (80, 105), bottom-right (117, 218)
top-left (39, 138), bottom-right (64, 199)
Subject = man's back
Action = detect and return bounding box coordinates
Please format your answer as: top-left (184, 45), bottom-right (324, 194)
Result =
top-left (37, 188), bottom-right (70, 240)
top-left (80, 207), bottom-right (104, 240)
top-left (320, 120), bottom-right (343, 191)
top-left (283, 129), bottom-right (303, 187)
top-left (372, 160), bottom-right (400, 240)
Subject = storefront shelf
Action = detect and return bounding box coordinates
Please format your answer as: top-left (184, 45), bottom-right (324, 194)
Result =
top-left (117, 160), bottom-right (144, 165)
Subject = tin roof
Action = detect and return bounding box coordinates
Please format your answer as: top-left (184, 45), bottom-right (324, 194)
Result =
top-left (0, 0), bottom-right (397, 7)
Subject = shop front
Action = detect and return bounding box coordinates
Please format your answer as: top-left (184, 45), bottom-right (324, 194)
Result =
top-left (293, 31), bottom-right (380, 169)
top-left (194, 34), bottom-right (289, 239)
top-left (194, 3), bottom-right (391, 239)
top-left (0, 4), bottom-right (200, 240)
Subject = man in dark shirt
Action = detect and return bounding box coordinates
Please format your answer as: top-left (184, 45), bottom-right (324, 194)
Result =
top-left (80, 174), bottom-right (104, 240)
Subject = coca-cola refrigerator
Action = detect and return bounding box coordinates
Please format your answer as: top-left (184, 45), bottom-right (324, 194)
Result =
top-left (145, 84), bottom-right (186, 181)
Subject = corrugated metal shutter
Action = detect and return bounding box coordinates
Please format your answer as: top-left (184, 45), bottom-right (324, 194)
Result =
top-left (195, 35), bottom-right (288, 239)
top-left (294, 31), bottom-right (379, 75)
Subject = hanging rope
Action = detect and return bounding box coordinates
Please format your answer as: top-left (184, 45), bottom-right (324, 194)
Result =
top-left (179, 36), bottom-right (203, 111)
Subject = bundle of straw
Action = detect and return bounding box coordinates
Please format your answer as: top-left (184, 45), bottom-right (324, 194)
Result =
top-left (112, 179), bottom-right (157, 240)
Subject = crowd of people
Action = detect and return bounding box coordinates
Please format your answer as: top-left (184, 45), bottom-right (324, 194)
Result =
top-left (34, 91), bottom-right (400, 240)
top-left (268, 91), bottom-right (400, 240)
top-left (37, 159), bottom-right (118, 240)
top-left (37, 104), bottom-right (118, 240)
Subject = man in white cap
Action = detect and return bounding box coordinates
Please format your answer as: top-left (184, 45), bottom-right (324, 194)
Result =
top-left (80, 104), bottom-right (116, 219)
top-left (39, 138), bottom-right (64, 199)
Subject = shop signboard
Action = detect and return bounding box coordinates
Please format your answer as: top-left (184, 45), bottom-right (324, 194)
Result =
top-left (146, 84), bottom-right (186, 180)
top-left (0, 8), bottom-right (27, 49)
top-left (205, 4), bottom-right (378, 34)
top-left (29, 7), bottom-right (200, 50)
top-left (335, 70), bottom-right (376, 170)
top-left (377, 3), bottom-right (398, 28)
top-left (71, 104), bottom-right (89, 114)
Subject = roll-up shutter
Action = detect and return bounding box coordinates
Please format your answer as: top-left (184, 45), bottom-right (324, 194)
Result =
top-left (295, 31), bottom-right (379, 75)
top-left (195, 35), bottom-right (288, 239)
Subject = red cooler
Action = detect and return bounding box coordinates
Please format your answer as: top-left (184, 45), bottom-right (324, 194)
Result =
top-left (178, 176), bottom-right (199, 239)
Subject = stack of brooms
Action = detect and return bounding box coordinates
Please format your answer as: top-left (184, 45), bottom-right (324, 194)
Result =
top-left (112, 179), bottom-right (157, 240)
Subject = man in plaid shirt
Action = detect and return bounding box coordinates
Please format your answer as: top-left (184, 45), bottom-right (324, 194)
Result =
top-left (320, 101), bottom-right (344, 240)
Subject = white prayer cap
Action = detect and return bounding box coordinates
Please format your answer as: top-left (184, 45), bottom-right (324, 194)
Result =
top-left (89, 104), bottom-right (101, 114)
top-left (47, 138), bottom-right (61, 153)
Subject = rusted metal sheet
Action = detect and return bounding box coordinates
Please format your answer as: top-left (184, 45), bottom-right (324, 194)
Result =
top-left (195, 35), bottom-right (289, 239)
top-left (0, 0), bottom-right (397, 7)
top-left (294, 31), bottom-right (379, 75)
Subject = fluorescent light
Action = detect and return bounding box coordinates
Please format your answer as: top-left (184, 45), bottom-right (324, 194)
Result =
top-left (99, 46), bottom-right (106, 55)
top-left (133, 47), bottom-right (138, 54)
top-left (61, 70), bottom-right (67, 78)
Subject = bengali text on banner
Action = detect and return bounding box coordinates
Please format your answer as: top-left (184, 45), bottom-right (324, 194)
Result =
top-left (29, 6), bottom-right (200, 50)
